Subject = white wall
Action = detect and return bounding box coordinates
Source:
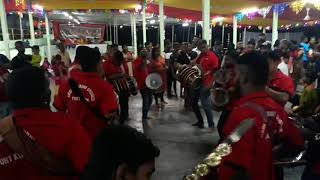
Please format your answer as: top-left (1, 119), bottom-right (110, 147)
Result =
top-left (0, 38), bottom-right (134, 63)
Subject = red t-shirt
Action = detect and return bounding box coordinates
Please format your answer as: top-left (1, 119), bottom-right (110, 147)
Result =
top-left (148, 57), bottom-right (167, 91)
top-left (103, 60), bottom-right (128, 79)
top-left (0, 108), bottom-right (91, 180)
top-left (53, 71), bottom-right (118, 139)
top-left (133, 57), bottom-right (148, 90)
top-left (0, 68), bottom-right (9, 101)
top-left (196, 51), bottom-right (219, 87)
top-left (219, 91), bottom-right (303, 180)
top-left (269, 70), bottom-right (295, 98)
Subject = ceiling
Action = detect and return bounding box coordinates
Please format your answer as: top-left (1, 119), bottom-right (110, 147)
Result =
top-left (39, 0), bottom-right (319, 27)
top-left (36, 0), bottom-right (141, 10)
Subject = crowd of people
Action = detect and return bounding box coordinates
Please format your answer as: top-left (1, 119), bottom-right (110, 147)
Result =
top-left (0, 32), bottom-right (319, 180)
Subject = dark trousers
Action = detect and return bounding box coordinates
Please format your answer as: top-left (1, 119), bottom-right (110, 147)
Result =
top-left (154, 92), bottom-right (164, 105)
top-left (217, 110), bottom-right (230, 139)
top-left (301, 165), bottom-right (320, 180)
top-left (167, 74), bottom-right (177, 97)
top-left (192, 87), bottom-right (214, 127)
top-left (118, 92), bottom-right (129, 124)
top-left (141, 88), bottom-right (153, 119)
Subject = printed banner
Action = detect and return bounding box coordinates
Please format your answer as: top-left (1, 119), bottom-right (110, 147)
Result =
top-left (53, 23), bottom-right (106, 45)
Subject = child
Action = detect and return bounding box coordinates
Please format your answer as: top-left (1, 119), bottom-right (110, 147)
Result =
top-left (31, 45), bottom-right (41, 67)
top-left (293, 76), bottom-right (318, 116)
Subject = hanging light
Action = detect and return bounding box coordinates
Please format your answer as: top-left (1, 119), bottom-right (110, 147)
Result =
top-left (304, 7), bottom-right (311, 20)
top-left (182, 22), bottom-right (189, 27)
top-left (150, 19), bottom-right (156, 24)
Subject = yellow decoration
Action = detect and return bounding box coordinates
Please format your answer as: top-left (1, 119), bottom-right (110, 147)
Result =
top-left (314, 3), bottom-right (320, 11)
top-left (290, 0), bottom-right (306, 14)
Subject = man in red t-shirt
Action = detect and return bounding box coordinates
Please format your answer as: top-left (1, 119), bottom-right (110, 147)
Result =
top-left (103, 50), bottom-right (130, 124)
top-left (54, 46), bottom-right (119, 139)
top-left (217, 52), bottom-right (304, 180)
top-left (265, 51), bottom-right (295, 106)
top-left (191, 40), bottom-right (219, 129)
top-left (133, 48), bottom-right (153, 120)
top-left (0, 55), bottom-right (11, 118)
top-left (0, 67), bottom-right (91, 180)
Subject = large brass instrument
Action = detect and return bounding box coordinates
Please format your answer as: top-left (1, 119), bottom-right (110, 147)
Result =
top-left (176, 63), bottom-right (202, 89)
top-left (184, 119), bottom-right (255, 180)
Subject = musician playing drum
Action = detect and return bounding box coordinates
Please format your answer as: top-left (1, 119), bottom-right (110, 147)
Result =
top-left (191, 40), bottom-right (219, 130)
top-left (103, 50), bottom-right (130, 124)
top-left (215, 52), bottom-right (303, 180)
top-left (216, 50), bottom-right (240, 139)
top-left (54, 46), bottom-right (119, 139)
top-left (149, 47), bottom-right (167, 107)
top-left (133, 48), bottom-right (153, 121)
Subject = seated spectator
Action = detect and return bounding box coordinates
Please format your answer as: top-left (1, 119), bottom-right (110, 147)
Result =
top-left (83, 125), bottom-right (160, 180)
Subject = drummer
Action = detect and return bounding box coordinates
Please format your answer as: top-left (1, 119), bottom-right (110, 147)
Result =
top-left (191, 40), bottom-right (219, 130)
top-left (54, 46), bottom-right (119, 139)
top-left (133, 48), bottom-right (153, 121)
top-left (103, 50), bottom-right (130, 124)
top-left (218, 52), bottom-right (304, 180)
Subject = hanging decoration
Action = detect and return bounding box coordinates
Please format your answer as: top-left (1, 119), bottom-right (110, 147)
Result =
top-left (15, 0), bottom-right (23, 7)
top-left (245, 12), bottom-right (256, 20)
top-left (273, 3), bottom-right (288, 15)
top-left (235, 13), bottom-right (245, 21)
top-left (290, 0), bottom-right (306, 14)
top-left (304, 7), bottom-right (311, 21)
top-left (314, 3), bottom-right (320, 11)
top-left (258, 6), bottom-right (271, 18)
top-left (25, 0), bottom-right (32, 11)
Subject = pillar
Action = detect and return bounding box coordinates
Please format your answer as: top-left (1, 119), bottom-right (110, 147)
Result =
top-left (272, 8), bottom-right (279, 47)
top-left (28, 11), bottom-right (35, 46)
top-left (19, 13), bottom-right (23, 40)
top-left (233, 15), bottom-right (237, 47)
top-left (45, 13), bottom-right (52, 61)
top-left (132, 14), bottom-right (137, 56)
top-left (0, 0), bottom-right (10, 58)
top-left (221, 24), bottom-right (225, 48)
top-left (171, 24), bottom-right (174, 46)
top-left (202, 0), bottom-right (210, 44)
top-left (142, 4), bottom-right (147, 45)
top-left (243, 27), bottom-right (247, 45)
top-left (159, 0), bottom-right (165, 53)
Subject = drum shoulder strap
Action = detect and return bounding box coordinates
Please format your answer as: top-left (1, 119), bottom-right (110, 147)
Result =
top-left (242, 102), bottom-right (274, 141)
top-left (0, 116), bottom-right (75, 176)
top-left (68, 79), bottom-right (110, 124)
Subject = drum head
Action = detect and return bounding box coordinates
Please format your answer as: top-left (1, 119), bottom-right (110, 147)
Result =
top-left (146, 73), bottom-right (163, 90)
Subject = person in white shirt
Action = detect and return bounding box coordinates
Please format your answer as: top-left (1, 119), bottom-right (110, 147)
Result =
top-left (278, 54), bottom-right (289, 76)
top-left (57, 43), bottom-right (71, 67)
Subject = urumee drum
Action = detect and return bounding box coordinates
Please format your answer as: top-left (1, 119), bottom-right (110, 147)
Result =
top-left (176, 63), bottom-right (201, 89)
top-left (111, 76), bottom-right (138, 96)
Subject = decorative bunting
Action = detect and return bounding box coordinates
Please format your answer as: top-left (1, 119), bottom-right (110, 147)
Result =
top-left (290, 0), bottom-right (306, 14)
top-left (235, 13), bottom-right (245, 21)
top-left (245, 12), bottom-right (256, 20)
top-left (314, 3), bottom-right (320, 11)
top-left (258, 6), bottom-right (271, 18)
top-left (273, 3), bottom-right (288, 15)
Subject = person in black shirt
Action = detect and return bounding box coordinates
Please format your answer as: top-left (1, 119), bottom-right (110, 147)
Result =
top-left (177, 43), bottom-right (193, 108)
top-left (11, 41), bottom-right (32, 70)
top-left (167, 43), bottom-right (179, 98)
top-left (187, 43), bottom-right (198, 61)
